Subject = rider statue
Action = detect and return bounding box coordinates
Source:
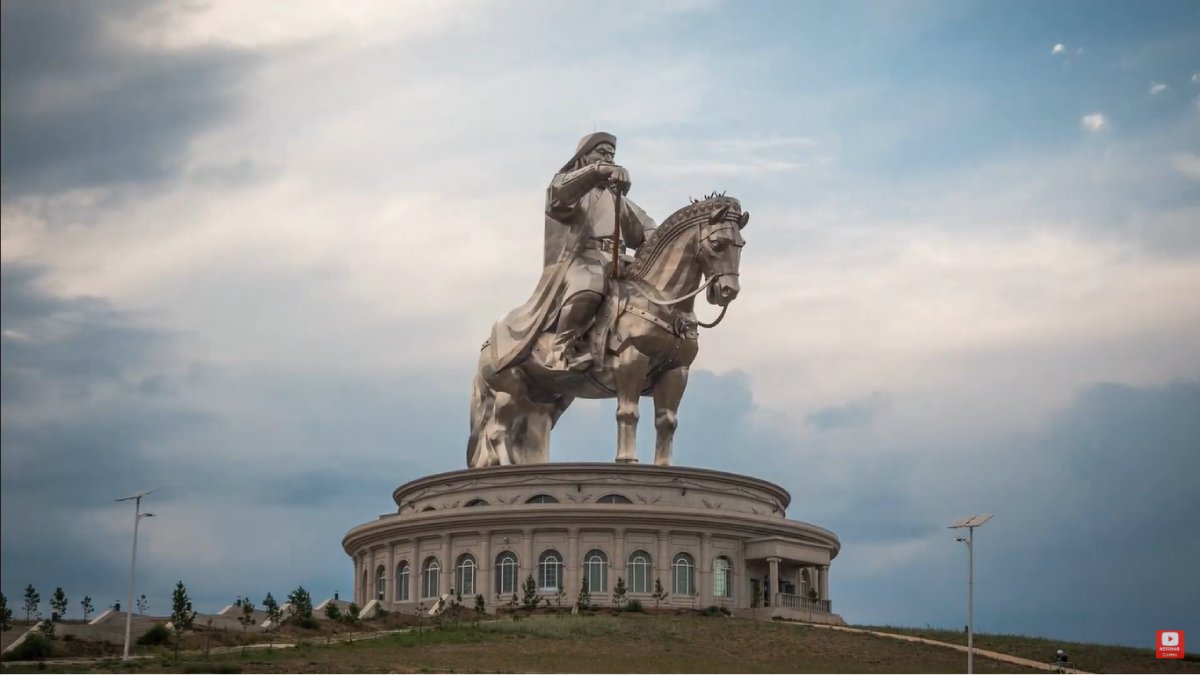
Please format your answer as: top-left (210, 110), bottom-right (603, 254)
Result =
top-left (484, 132), bottom-right (657, 376)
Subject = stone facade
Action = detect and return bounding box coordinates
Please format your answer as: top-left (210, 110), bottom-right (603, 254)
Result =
top-left (343, 463), bottom-right (841, 622)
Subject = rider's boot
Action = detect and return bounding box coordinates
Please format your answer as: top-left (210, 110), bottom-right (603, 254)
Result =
top-left (546, 291), bottom-right (601, 371)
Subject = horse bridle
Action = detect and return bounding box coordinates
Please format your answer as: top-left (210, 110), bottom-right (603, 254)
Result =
top-left (628, 219), bottom-right (743, 329)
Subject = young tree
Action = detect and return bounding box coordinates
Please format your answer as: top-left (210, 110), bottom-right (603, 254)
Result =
top-left (23, 585), bottom-right (40, 622)
top-left (323, 602), bottom-right (341, 621)
top-left (612, 577), bottom-right (628, 611)
top-left (239, 598), bottom-right (257, 632)
top-left (1, 592), bottom-right (12, 631)
top-left (80, 596), bottom-right (94, 621)
top-left (50, 587), bottom-right (68, 621)
top-left (520, 574), bottom-right (540, 611)
top-left (286, 586), bottom-right (313, 621)
top-left (555, 583), bottom-right (566, 611)
top-left (137, 594), bottom-right (149, 615)
top-left (237, 598), bottom-right (256, 653)
top-left (170, 581), bottom-right (195, 630)
top-left (261, 593), bottom-right (282, 631)
top-left (473, 594), bottom-right (485, 615)
top-left (576, 577), bottom-right (591, 610)
top-left (170, 580), bottom-right (196, 660)
top-left (652, 578), bottom-right (668, 611)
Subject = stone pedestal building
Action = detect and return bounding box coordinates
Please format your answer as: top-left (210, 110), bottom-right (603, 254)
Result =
top-left (343, 463), bottom-right (841, 623)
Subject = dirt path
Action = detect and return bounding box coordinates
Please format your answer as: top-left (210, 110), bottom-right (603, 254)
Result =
top-left (804, 624), bottom-right (1089, 673)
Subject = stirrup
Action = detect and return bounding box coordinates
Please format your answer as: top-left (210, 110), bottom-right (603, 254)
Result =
top-left (565, 350), bottom-right (593, 371)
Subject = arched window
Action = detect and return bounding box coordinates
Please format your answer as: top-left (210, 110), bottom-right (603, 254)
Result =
top-left (538, 549), bottom-right (563, 592)
top-left (375, 564), bottom-right (387, 602)
top-left (525, 494), bottom-right (559, 504)
top-left (495, 551), bottom-right (519, 597)
top-left (583, 549), bottom-right (608, 593)
top-left (465, 498), bottom-right (489, 507)
top-left (421, 557), bottom-right (440, 599)
top-left (801, 568), bottom-right (812, 596)
top-left (597, 494), bottom-right (632, 504)
top-left (672, 553), bottom-right (695, 597)
top-left (360, 567), bottom-right (368, 605)
top-left (713, 556), bottom-right (732, 598)
top-left (627, 551), bottom-right (652, 594)
top-left (456, 554), bottom-right (477, 596)
top-left (396, 561), bottom-right (410, 601)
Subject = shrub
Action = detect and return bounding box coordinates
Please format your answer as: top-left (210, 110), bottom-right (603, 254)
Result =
top-left (323, 603), bottom-right (342, 621)
top-left (624, 599), bottom-right (645, 613)
top-left (12, 632), bottom-right (53, 660)
top-left (138, 624), bottom-right (172, 646)
top-left (294, 616), bottom-right (320, 630)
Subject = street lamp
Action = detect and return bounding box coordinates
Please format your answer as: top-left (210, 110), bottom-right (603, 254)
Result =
top-left (949, 514), bottom-right (992, 674)
top-left (116, 488), bottom-right (161, 661)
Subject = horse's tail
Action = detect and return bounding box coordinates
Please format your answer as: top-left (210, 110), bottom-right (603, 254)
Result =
top-left (466, 370), bottom-right (495, 468)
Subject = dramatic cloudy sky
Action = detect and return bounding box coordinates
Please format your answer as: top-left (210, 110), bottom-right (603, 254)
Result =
top-left (2, 0), bottom-right (1198, 648)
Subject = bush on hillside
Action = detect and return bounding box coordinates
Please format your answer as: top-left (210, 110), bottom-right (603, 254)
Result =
top-left (137, 624), bottom-right (172, 646)
top-left (10, 631), bottom-right (53, 660)
top-left (624, 599), bottom-right (645, 613)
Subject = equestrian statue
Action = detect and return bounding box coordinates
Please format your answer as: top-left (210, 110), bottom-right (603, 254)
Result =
top-left (467, 132), bottom-right (748, 468)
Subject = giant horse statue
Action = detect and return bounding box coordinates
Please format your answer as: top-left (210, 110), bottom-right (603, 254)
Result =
top-left (468, 193), bottom-right (748, 468)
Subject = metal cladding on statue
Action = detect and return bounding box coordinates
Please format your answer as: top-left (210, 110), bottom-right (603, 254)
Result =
top-left (467, 134), bottom-right (748, 470)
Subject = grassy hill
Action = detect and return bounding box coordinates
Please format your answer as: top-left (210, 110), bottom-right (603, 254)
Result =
top-left (3, 613), bottom-right (1197, 673)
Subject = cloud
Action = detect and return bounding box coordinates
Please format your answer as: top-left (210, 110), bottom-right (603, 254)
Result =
top-left (1051, 43), bottom-right (1065, 55)
top-left (1171, 153), bottom-right (1200, 180)
top-left (805, 392), bottom-right (894, 431)
top-left (1081, 113), bottom-right (1107, 131)
top-left (0, 0), bottom-right (259, 197)
top-left (1149, 82), bottom-right (1168, 95)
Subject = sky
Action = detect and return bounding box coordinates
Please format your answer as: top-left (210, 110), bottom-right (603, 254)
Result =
top-left (1, 0), bottom-right (1198, 649)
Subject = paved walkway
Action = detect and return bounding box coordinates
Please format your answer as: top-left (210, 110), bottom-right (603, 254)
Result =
top-left (0, 625), bottom-right (419, 667)
top-left (801, 624), bottom-right (1090, 673)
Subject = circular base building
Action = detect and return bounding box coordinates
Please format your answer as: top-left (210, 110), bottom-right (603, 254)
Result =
top-left (343, 463), bottom-right (842, 623)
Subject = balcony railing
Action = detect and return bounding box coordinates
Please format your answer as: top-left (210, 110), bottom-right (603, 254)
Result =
top-left (776, 593), bottom-right (830, 613)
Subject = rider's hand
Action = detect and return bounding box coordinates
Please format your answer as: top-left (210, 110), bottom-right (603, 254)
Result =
top-left (596, 163), bottom-right (631, 194)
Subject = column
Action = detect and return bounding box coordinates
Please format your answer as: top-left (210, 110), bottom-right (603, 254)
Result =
top-left (657, 529), bottom-right (669, 600)
top-left (521, 529), bottom-right (534, 589)
top-left (613, 528), bottom-right (626, 593)
top-left (566, 529), bottom-right (580, 600)
top-left (386, 545), bottom-right (396, 605)
top-left (735, 542), bottom-right (745, 609)
top-left (441, 536), bottom-right (453, 597)
top-left (479, 532), bottom-right (492, 607)
top-left (767, 557), bottom-right (780, 608)
top-left (699, 534), bottom-right (713, 607)
top-left (409, 540), bottom-right (420, 603)
top-left (352, 555), bottom-right (361, 606)
top-left (819, 564), bottom-right (830, 606)
top-left (358, 552), bottom-right (368, 605)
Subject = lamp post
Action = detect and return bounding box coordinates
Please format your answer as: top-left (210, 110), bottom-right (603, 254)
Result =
top-left (949, 514), bottom-right (992, 674)
top-left (117, 488), bottom-right (160, 661)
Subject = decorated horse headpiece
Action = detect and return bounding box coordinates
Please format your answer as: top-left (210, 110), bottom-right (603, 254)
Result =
top-left (632, 192), bottom-right (748, 277)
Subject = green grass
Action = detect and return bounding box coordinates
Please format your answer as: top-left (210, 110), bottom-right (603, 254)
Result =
top-left (856, 624), bottom-right (1200, 674)
top-left (3, 614), bottom-right (1195, 674)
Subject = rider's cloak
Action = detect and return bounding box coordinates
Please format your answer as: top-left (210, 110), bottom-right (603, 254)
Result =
top-left (483, 184), bottom-right (654, 380)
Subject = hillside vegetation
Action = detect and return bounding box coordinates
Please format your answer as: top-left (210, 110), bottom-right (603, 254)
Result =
top-left (3, 613), bottom-right (1197, 673)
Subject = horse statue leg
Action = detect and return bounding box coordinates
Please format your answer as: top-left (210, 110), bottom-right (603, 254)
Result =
top-left (651, 366), bottom-right (689, 466)
top-left (522, 395), bottom-right (574, 464)
top-left (614, 347), bottom-right (652, 463)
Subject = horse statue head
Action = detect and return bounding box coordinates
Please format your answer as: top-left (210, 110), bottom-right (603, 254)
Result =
top-left (629, 191), bottom-right (748, 314)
